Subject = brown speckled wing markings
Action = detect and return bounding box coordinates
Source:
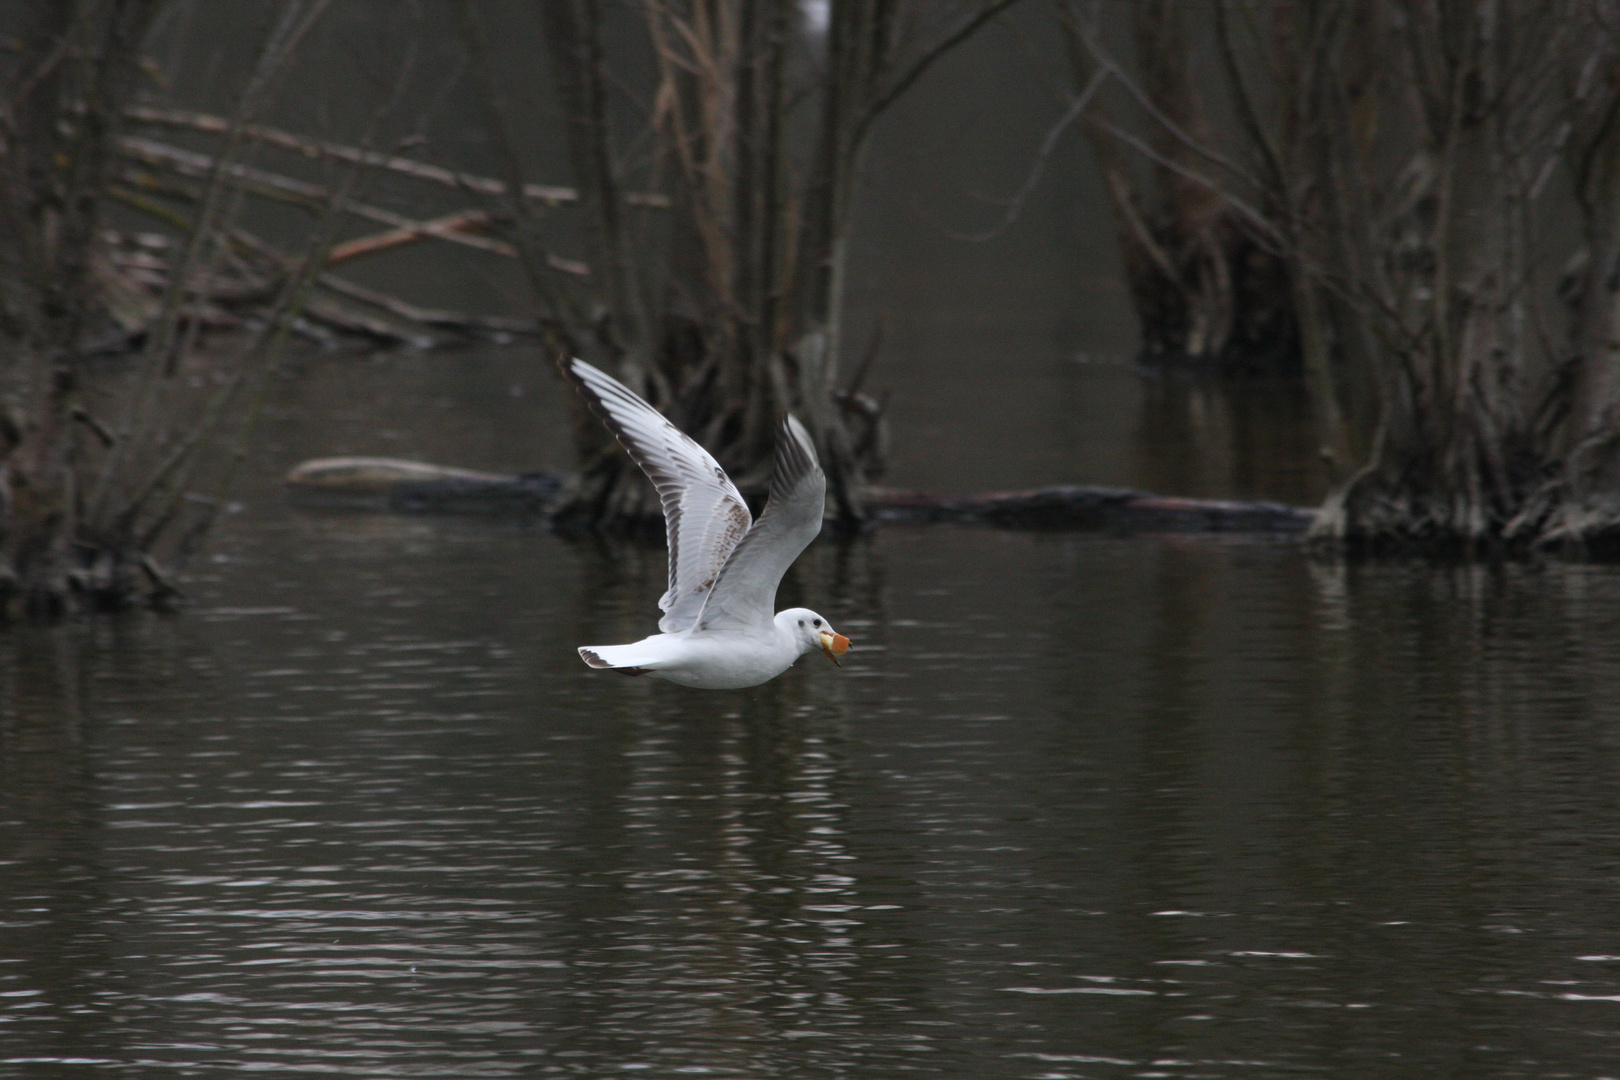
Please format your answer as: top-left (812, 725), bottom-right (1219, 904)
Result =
top-left (566, 359), bottom-right (753, 633)
top-left (695, 415), bottom-right (825, 635)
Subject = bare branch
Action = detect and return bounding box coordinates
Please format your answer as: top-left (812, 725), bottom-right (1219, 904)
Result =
top-left (1213, 0), bottom-right (1285, 195)
top-left (1070, 16), bottom-right (1268, 196)
top-left (117, 136), bottom-right (584, 273)
top-left (853, 0), bottom-right (1031, 151)
top-left (1086, 116), bottom-right (1285, 247)
top-left (946, 66), bottom-right (1109, 242)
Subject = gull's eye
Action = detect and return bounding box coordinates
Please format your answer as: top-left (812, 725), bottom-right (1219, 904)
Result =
top-left (813, 618), bottom-right (822, 628)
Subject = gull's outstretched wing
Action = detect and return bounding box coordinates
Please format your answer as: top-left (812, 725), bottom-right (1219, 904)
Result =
top-left (567, 358), bottom-right (752, 633)
top-left (695, 415), bottom-right (825, 635)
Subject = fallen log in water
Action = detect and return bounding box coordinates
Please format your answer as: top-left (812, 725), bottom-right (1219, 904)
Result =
top-left (286, 458), bottom-right (562, 515)
top-left (865, 485), bottom-right (1316, 532)
top-left (286, 458), bottom-right (1315, 533)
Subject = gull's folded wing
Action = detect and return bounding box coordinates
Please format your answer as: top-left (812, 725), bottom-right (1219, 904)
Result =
top-left (566, 359), bottom-right (752, 633)
top-left (696, 415), bottom-right (825, 635)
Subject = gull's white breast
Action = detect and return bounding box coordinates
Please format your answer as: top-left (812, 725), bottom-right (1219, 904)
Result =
top-left (641, 630), bottom-right (798, 689)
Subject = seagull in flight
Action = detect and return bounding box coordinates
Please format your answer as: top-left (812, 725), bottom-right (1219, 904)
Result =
top-left (566, 358), bottom-right (851, 689)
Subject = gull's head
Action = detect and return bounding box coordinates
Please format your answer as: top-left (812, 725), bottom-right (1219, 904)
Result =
top-left (779, 608), bottom-right (850, 666)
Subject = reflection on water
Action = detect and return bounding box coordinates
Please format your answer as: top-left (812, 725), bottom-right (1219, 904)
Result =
top-left (6, 509), bottom-right (1620, 1076)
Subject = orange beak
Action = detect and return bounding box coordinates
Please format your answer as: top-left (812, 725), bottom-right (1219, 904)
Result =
top-left (819, 631), bottom-right (850, 666)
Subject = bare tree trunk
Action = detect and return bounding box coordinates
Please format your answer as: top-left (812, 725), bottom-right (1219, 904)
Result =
top-left (1535, 19), bottom-right (1620, 550)
top-left (1310, 0), bottom-right (1580, 553)
top-left (0, 0), bottom-right (164, 612)
top-left (1076, 0), bottom-right (1620, 554)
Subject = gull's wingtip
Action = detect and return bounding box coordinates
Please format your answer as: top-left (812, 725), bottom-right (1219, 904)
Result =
top-left (562, 358), bottom-right (644, 433)
top-left (781, 414), bottom-right (817, 456)
top-left (777, 414), bottom-right (821, 475)
top-left (562, 356), bottom-right (603, 388)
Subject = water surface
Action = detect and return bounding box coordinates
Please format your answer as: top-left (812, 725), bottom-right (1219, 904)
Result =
top-left (5, 350), bottom-right (1620, 1077)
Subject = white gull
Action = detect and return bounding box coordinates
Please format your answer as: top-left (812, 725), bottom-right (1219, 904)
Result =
top-left (566, 358), bottom-right (851, 689)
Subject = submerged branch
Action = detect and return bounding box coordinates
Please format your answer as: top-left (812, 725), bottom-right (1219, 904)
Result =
top-left (117, 136), bottom-right (586, 273)
top-left (313, 271), bottom-right (546, 339)
top-left (87, 226), bottom-right (545, 350)
top-left (125, 105), bottom-right (671, 208)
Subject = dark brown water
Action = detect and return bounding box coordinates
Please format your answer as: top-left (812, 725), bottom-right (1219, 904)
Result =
top-left (6, 347), bottom-right (1620, 1078)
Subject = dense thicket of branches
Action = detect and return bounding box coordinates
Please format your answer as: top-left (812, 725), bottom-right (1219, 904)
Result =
top-left (1069, 0), bottom-right (1620, 553)
top-left (19, 0), bottom-right (1620, 591)
top-left (0, 0), bottom-right (362, 614)
top-left (0, 0), bottom-right (1030, 617)
top-left (459, 0), bottom-right (1021, 529)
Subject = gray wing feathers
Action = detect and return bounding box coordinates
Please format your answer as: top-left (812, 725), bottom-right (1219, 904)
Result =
top-left (566, 359), bottom-right (752, 633)
top-left (695, 415), bottom-right (825, 634)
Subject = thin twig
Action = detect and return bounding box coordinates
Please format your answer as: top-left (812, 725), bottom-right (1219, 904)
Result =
top-left (854, 0), bottom-right (1031, 151)
top-left (1086, 115), bottom-right (1285, 245)
top-left (1070, 16), bottom-right (1268, 196)
top-left (454, 0), bottom-right (584, 337)
top-left (1213, 0), bottom-right (1285, 195)
top-left (944, 67), bottom-right (1108, 242)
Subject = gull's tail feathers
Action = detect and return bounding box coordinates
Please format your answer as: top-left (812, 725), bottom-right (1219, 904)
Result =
top-left (578, 644), bottom-right (660, 676)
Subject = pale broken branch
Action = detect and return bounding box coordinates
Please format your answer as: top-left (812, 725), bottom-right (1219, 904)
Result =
top-left (325, 208), bottom-right (513, 263)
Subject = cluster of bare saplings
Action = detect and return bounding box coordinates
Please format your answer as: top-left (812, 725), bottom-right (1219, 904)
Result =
top-left (7, 1), bottom-right (1620, 619)
top-left (0, 0), bottom-right (1026, 614)
top-left (1070, 0), bottom-right (1620, 555)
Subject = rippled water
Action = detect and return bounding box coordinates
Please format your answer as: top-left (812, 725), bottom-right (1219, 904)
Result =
top-left (7, 352), bottom-right (1620, 1077)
